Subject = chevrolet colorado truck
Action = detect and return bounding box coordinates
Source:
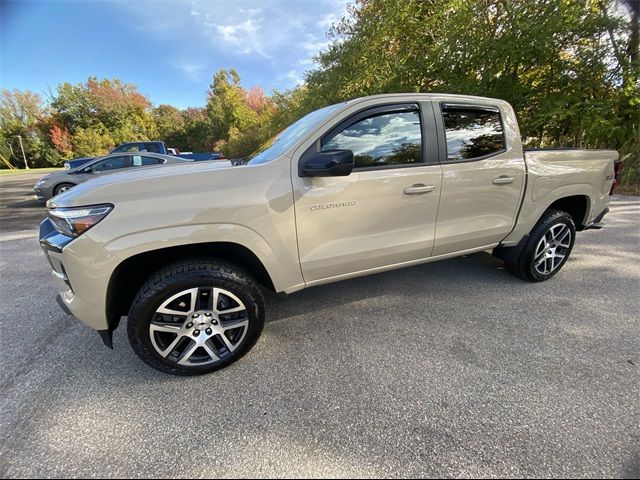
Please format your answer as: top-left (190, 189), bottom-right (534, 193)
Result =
top-left (39, 94), bottom-right (621, 375)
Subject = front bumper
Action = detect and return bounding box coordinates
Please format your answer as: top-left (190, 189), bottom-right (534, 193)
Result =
top-left (33, 187), bottom-right (47, 201)
top-left (39, 218), bottom-right (118, 332)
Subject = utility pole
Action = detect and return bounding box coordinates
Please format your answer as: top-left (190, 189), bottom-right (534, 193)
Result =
top-left (16, 135), bottom-right (29, 169)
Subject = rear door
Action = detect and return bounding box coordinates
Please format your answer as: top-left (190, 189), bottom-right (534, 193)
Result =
top-left (432, 103), bottom-right (526, 255)
top-left (292, 102), bottom-right (443, 284)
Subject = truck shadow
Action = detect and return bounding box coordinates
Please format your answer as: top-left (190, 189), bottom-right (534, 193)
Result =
top-left (264, 251), bottom-right (510, 323)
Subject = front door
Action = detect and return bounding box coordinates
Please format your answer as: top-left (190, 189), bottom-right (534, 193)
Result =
top-left (292, 103), bottom-right (443, 284)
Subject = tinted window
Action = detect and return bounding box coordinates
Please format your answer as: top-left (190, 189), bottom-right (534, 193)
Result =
top-left (112, 144), bottom-right (141, 153)
top-left (442, 107), bottom-right (505, 161)
top-left (144, 143), bottom-right (163, 153)
top-left (322, 109), bottom-right (423, 169)
top-left (92, 156), bottom-right (131, 171)
top-left (132, 155), bottom-right (164, 166)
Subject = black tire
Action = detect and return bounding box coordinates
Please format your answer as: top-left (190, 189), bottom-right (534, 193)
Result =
top-left (505, 209), bottom-right (576, 282)
top-left (127, 258), bottom-right (265, 375)
top-left (54, 183), bottom-right (75, 196)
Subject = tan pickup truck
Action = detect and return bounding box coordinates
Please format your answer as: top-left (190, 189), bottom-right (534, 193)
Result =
top-left (39, 94), bottom-right (621, 375)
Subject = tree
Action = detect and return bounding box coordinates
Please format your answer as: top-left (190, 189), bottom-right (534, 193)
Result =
top-left (154, 104), bottom-right (186, 149)
top-left (0, 89), bottom-right (60, 167)
top-left (49, 77), bottom-right (157, 155)
top-left (304, 0), bottom-right (638, 188)
top-left (206, 68), bottom-right (260, 141)
top-left (50, 125), bottom-right (73, 158)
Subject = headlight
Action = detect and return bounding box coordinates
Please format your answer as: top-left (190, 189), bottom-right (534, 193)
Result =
top-left (35, 180), bottom-right (46, 187)
top-left (48, 204), bottom-right (113, 237)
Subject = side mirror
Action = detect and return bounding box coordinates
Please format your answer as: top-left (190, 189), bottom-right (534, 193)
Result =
top-left (82, 166), bottom-right (93, 174)
top-left (299, 149), bottom-right (354, 177)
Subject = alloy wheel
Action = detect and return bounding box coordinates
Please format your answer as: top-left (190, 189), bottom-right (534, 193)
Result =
top-left (149, 287), bottom-right (249, 366)
top-left (533, 223), bottom-right (572, 276)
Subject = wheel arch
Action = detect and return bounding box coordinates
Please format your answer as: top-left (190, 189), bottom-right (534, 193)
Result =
top-left (105, 242), bottom-right (276, 330)
top-left (494, 193), bottom-right (590, 263)
top-left (546, 194), bottom-right (590, 230)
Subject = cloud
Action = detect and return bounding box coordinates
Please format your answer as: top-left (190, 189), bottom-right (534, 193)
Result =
top-left (284, 70), bottom-right (305, 86)
top-left (174, 63), bottom-right (205, 82)
top-left (114, 0), bottom-right (352, 90)
top-left (214, 13), bottom-right (269, 58)
top-left (316, 13), bottom-right (339, 29)
top-left (301, 39), bottom-right (331, 56)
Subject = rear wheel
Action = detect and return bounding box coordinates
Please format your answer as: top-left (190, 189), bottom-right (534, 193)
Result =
top-left (506, 209), bottom-right (576, 282)
top-left (54, 183), bottom-right (75, 196)
top-left (127, 258), bottom-right (265, 375)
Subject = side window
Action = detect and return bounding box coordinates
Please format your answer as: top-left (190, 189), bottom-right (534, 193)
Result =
top-left (322, 108), bottom-right (423, 169)
top-left (92, 156), bottom-right (131, 172)
top-left (144, 143), bottom-right (162, 153)
top-left (442, 106), bottom-right (505, 161)
top-left (132, 155), bottom-right (164, 166)
top-left (113, 144), bottom-right (140, 153)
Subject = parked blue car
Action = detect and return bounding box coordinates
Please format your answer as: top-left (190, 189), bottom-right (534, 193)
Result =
top-left (63, 141), bottom-right (224, 169)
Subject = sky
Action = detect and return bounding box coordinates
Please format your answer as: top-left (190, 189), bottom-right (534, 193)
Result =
top-left (0, 0), bottom-right (350, 108)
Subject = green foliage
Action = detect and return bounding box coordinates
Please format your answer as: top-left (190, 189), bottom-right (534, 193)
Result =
top-left (154, 105), bottom-right (187, 150)
top-left (618, 130), bottom-right (640, 193)
top-left (0, 0), bottom-right (637, 190)
top-left (72, 126), bottom-right (114, 157)
top-left (305, 0), bottom-right (639, 189)
top-left (206, 69), bottom-right (260, 140)
top-left (0, 89), bottom-right (58, 168)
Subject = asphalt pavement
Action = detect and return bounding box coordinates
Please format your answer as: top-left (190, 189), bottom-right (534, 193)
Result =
top-left (0, 172), bottom-right (639, 478)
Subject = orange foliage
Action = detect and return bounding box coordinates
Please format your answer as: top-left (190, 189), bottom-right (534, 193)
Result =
top-left (50, 125), bottom-right (73, 156)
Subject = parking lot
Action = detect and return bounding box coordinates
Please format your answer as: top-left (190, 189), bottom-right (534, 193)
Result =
top-left (0, 172), bottom-right (638, 478)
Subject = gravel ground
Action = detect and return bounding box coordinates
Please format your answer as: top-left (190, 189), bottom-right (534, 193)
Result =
top-left (0, 173), bottom-right (638, 478)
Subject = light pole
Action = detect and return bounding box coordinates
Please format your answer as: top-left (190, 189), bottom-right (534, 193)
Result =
top-left (16, 135), bottom-right (29, 169)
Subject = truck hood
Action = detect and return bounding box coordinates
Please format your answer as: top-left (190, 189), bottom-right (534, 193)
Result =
top-left (49, 160), bottom-right (235, 208)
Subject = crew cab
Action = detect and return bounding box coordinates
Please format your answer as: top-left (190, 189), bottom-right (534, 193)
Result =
top-left (64, 141), bottom-right (224, 169)
top-left (39, 94), bottom-right (620, 375)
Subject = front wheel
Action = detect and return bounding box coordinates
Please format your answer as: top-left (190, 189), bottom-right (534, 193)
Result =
top-left (506, 209), bottom-right (576, 282)
top-left (127, 259), bottom-right (265, 375)
top-left (54, 183), bottom-right (75, 196)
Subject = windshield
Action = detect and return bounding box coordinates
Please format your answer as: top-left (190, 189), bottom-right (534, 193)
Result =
top-left (247, 103), bottom-right (345, 165)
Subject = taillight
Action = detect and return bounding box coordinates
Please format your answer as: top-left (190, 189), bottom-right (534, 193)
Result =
top-left (609, 160), bottom-right (623, 195)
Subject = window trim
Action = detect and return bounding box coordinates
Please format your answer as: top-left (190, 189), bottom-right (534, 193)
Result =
top-left (298, 102), bottom-right (439, 176)
top-left (321, 103), bottom-right (424, 171)
top-left (92, 155), bottom-right (131, 172)
top-left (140, 155), bottom-right (166, 166)
top-left (437, 102), bottom-right (507, 164)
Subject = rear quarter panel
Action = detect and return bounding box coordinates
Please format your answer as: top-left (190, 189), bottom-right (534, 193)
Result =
top-left (501, 149), bottom-right (618, 245)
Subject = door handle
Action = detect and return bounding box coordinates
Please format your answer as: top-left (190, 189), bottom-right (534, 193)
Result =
top-left (493, 176), bottom-right (516, 185)
top-left (404, 184), bottom-right (436, 195)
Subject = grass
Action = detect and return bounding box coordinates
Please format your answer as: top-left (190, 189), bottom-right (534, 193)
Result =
top-left (0, 167), bottom-right (62, 175)
top-left (618, 185), bottom-right (640, 196)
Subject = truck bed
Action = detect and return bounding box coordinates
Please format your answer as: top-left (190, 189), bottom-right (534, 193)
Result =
top-left (499, 148), bottom-right (618, 246)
